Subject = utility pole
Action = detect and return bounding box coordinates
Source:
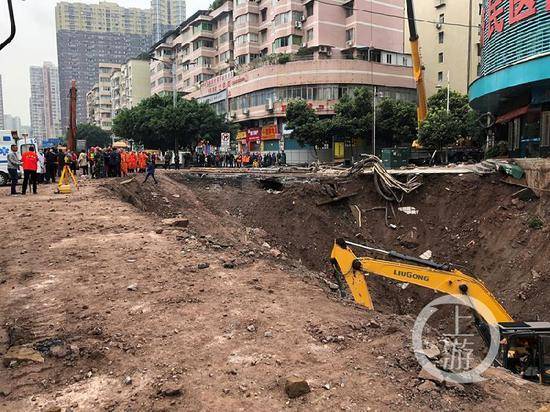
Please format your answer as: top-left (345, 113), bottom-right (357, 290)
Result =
top-left (67, 80), bottom-right (77, 152)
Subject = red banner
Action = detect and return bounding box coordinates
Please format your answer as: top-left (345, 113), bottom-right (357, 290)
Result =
top-left (246, 128), bottom-right (262, 142)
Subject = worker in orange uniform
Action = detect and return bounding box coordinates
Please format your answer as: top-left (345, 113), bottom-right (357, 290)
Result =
top-left (128, 151), bottom-right (137, 173)
top-left (120, 150), bottom-right (128, 177)
top-left (21, 146), bottom-right (39, 195)
top-left (138, 152), bottom-right (148, 173)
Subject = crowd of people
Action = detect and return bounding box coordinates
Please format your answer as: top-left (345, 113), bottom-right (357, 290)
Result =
top-left (191, 151), bottom-right (287, 168)
top-left (7, 144), bottom-right (289, 196)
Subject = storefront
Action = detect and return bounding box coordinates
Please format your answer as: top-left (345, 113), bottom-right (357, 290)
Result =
top-left (469, 0), bottom-right (550, 157)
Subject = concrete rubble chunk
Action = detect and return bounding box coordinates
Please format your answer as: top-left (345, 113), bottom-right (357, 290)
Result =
top-left (159, 384), bottom-right (183, 397)
top-left (198, 263), bottom-right (209, 269)
top-left (161, 218), bottom-right (189, 228)
top-left (417, 380), bottom-right (437, 392)
top-left (284, 376), bottom-right (311, 398)
top-left (2, 346), bottom-right (44, 367)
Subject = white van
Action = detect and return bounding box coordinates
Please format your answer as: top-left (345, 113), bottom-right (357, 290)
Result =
top-left (0, 130), bottom-right (37, 185)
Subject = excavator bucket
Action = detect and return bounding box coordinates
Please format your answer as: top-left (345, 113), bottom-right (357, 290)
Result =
top-left (330, 240), bottom-right (373, 310)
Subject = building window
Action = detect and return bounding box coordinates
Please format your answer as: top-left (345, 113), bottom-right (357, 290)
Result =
top-left (273, 36), bottom-right (290, 50)
top-left (306, 2), bottom-right (314, 17)
top-left (307, 29), bottom-right (313, 42)
top-left (345, 28), bottom-right (354, 42)
top-left (345, 1), bottom-right (354, 17)
top-left (261, 8), bottom-right (267, 21)
top-left (437, 71), bottom-right (443, 82)
top-left (439, 13), bottom-right (444, 23)
top-left (438, 31), bottom-right (444, 43)
top-left (438, 52), bottom-right (444, 63)
top-left (385, 53), bottom-right (392, 64)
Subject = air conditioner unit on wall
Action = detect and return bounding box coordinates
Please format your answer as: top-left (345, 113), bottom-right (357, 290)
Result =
top-left (243, 108), bottom-right (250, 115)
top-left (295, 21), bottom-right (302, 29)
top-left (319, 46), bottom-right (330, 53)
top-left (302, 42), bottom-right (307, 48)
top-left (265, 98), bottom-right (274, 111)
top-left (436, 23), bottom-right (443, 30)
top-left (346, 40), bottom-right (353, 47)
top-left (301, 15), bottom-right (307, 22)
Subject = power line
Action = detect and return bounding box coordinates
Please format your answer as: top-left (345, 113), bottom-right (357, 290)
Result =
top-left (314, 0), bottom-right (480, 29)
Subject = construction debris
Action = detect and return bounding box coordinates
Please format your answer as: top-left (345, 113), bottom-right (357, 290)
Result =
top-left (284, 376), bottom-right (311, 398)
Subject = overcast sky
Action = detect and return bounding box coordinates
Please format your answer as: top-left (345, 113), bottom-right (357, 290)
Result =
top-left (0, 0), bottom-right (202, 125)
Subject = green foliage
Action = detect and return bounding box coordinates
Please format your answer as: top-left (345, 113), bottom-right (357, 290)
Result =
top-left (420, 88), bottom-right (484, 148)
top-left (209, 0), bottom-right (226, 10)
top-left (76, 123), bottom-right (111, 148)
top-left (296, 47), bottom-right (312, 56)
top-left (375, 98), bottom-right (417, 147)
top-left (285, 99), bottom-right (323, 147)
top-left (277, 54), bottom-right (291, 64)
top-left (332, 87), bottom-right (373, 140)
top-left (112, 94), bottom-right (231, 150)
top-left (418, 109), bottom-right (462, 150)
top-left (527, 216), bottom-right (544, 229)
top-left (285, 87), bottom-right (417, 149)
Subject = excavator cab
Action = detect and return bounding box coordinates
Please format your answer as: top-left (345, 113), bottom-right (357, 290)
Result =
top-left (498, 323), bottom-right (550, 385)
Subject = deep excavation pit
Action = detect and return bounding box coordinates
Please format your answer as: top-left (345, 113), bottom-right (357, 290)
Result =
top-left (109, 171), bottom-right (549, 323)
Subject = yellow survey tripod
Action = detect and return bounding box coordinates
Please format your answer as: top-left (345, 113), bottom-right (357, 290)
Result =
top-left (58, 163), bottom-right (78, 194)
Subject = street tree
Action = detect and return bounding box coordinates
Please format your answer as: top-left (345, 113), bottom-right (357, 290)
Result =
top-left (285, 99), bottom-right (328, 147)
top-left (421, 88), bottom-right (484, 147)
top-left (112, 94), bottom-right (232, 150)
top-left (76, 123), bottom-right (111, 148)
top-left (332, 87), bottom-right (373, 140)
top-left (375, 98), bottom-right (417, 147)
top-left (418, 109), bottom-right (462, 150)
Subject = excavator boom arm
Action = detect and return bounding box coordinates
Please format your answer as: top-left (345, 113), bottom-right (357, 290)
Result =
top-left (331, 241), bottom-right (513, 324)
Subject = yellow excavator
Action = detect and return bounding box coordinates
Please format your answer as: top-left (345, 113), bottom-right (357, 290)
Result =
top-left (330, 239), bottom-right (550, 385)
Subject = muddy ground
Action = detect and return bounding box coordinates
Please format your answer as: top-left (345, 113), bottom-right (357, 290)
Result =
top-left (0, 169), bottom-right (549, 411)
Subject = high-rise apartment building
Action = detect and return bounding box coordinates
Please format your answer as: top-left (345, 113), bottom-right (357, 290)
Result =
top-left (0, 75), bottom-right (4, 130)
top-left (29, 62), bottom-right (62, 141)
top-left (151, 1), bottom-right (416, 161)
top-left (111, 58), bottom-right (151, 117)
top-left (408, 0), bottom-right (482, 96)
top-left (55, 1), bottom-right (152, 128)
top-left (152, 0), bottom-right (186, 43)
top-left (85, 63), bottom-right (121, 131)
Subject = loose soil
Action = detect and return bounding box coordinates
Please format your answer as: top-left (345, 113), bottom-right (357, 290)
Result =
top-left (0, 170), bottom-right (548, 412)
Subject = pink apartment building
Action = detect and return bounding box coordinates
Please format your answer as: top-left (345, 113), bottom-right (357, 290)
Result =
top-left (150, 0), bottom-right (415, 162)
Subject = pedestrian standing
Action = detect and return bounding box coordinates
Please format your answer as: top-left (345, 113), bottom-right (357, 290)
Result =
top-left (45, 148), bottom-right (57, 183)
top-left (21, 146), bottom-right (39, 195)
top-left (7, 144), bottom-right (21, 195)
top-left (37, 150), bottom-right (45, 183)
top-left (78, 150), bottom-right (88, 175)
top-left (174, 152), bottom-right (180, 170)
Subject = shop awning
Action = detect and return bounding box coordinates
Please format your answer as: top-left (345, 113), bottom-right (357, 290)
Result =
top-left (495, 106), bottom-right (529, 124)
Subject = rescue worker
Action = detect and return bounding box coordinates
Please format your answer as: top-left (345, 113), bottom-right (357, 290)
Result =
top-left (21, 145), bottom-right (39, 195)
top-left (128, 151), bottom-right (137, 173)
top-left (120, 150), bottom-right (128, 177)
